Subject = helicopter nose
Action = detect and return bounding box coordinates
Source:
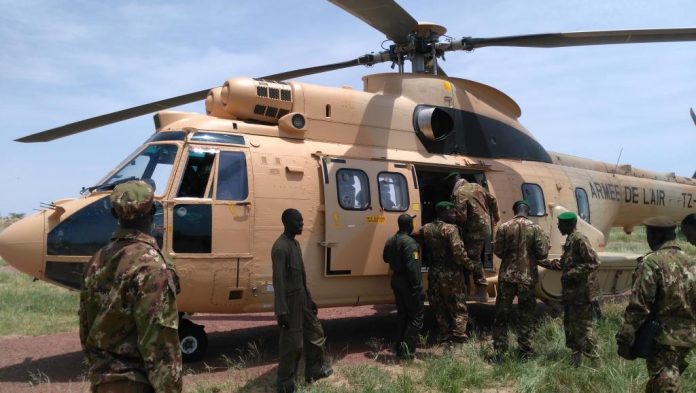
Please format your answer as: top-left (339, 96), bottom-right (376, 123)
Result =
top-left (0, 212), bottom-right (45, 278)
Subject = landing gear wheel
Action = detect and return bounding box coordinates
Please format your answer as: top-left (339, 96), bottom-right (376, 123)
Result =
top-left (178, 318), bottom-right (208, 363)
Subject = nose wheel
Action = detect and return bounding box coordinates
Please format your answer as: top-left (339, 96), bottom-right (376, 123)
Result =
top-left (178, 317), bottom-right (208, 363)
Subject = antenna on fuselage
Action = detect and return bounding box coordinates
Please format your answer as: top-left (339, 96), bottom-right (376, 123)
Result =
top-left (612, 147), bottom-right (624, 177)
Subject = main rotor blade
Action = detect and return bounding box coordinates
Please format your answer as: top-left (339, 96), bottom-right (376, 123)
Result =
top-left (691, 108), bottom-right (696, 128)
top-left (15, 57), bottom-right (377, 143)
top-left (329, 0), bottom-right (417, 43)
top-left (462, 28), bottom-right (696, 50)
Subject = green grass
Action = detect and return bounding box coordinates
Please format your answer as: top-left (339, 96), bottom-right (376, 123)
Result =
top-left (191, 302), bottom-right (696, 393)
top-left (0, 270), bottom-right (78, 335)
top-left (606, 227), bottom-right (696, 257)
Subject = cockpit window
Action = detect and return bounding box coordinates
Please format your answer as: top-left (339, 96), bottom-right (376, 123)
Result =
top-left (99, 144), bottom-right (178, 196)
top-left (177, 148), bottom-right (217, 198)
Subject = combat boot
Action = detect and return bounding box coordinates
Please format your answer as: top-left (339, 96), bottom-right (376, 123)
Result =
top-left (569, 351), bottom-right (582, 368)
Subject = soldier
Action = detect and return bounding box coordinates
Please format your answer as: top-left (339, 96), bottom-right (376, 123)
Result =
top-left (272, 209), bottom-right (332, 393)
top-left (382, 213), bottom-right (425, 359)
top-left (616, 216), bottom-right (696, 393)
top-left (492, 200), bottom-right (550, 360)
top-left (538, 212), bottom-right (600, 367)
top-left (79, 180), bottom-right (182, 393)
top-left (445, 172), bottom-right (499, 301)
top-left (420, 201), bottom-right (475, 343)
top-left (681, 213), bottom-right (696, 246)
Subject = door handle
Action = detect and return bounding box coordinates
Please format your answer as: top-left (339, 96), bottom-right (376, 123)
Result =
top-left (235, 201), bottom-right (251, 206)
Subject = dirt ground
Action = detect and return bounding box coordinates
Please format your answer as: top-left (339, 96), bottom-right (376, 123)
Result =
top-left (0, 302), bottom-right (502, 393)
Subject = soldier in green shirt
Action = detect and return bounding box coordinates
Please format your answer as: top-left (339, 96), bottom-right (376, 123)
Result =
top-left (420, 201), bottom-right (475, 344)
top-left (492, 200), bottom-right (550, 360)
top-left (272, 209), bottom-right (332, 393)
top-left (539, 211), bottom-right (601, 367)
top-left (617, 216), bottom-right (696, 392)
top-left (79, 180), bottom-right (182, 393)
top-left (383, 213), bottom-right (424, 359)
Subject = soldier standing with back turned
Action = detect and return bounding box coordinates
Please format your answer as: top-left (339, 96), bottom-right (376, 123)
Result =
top-left (538, 212), bottom-right (600, 367)
top-left (492, 200), bottom-right (550, 360)
top-left (616, 216), bottom-right (696, 393)
top-left (382, 213), bottom-right (424, 359)
top-left (79, 180), bottom-right (182, 393)
top-left (446, 173), bottom-right (499, 301)
top-left (272, 208), bottom-right (333, 393)
top-left (420, 201), bottom-right (476, 344)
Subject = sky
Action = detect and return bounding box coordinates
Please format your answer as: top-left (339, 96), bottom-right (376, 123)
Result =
top-left (1, 0), bottom-right (695, 214)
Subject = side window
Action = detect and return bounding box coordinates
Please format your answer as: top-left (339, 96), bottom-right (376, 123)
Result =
top-left (216, 151), bottom-right (249, 201)
top-left (172, 204), bottom-right (212, 253)
top-left (521, 183), bottom-right (546, 216)
top-left (336, 169), bottom-right (370, 210)
top-left (378, 172), bottom-right (409, 211)
top-left (575, 187), bottom-right (591, 223)
top-left (177, 149), bottom-right (216, 198)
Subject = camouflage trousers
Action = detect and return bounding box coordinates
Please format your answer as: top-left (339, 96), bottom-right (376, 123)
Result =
top-left (462, 234), bottom-right (488, 286)
top-left (429, 271), bottom-right (468, 342)
top-left (391, 275), bottom-right (424, 358)
top-left (278, 293), bottom-right (327, 393)
top-left (645, 344), bottom-right (690, 393)
top-left (562, 300), bottom-right (598, 357)
top-left (493, 281), bottom-right (536, 353)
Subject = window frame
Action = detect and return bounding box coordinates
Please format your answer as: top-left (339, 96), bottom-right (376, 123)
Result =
top-left (335, 168), bottom-right (371, 211)
top-left (575, 187), bottom-right (591, 223)
top-left (214, 150), bottom-right (249, 201)
top-left (377, 171), bottom-right (410, 212)
top-left (521, 183), bottom-right (546, 217)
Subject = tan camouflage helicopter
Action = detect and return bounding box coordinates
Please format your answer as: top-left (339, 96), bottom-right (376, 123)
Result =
top-left (1, 0), bottom-right (696, 361)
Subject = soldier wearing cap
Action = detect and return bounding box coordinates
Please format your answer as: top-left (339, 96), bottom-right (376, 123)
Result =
top-left (616, 216), bottom-right (696, 392)
top-left (445, 172), bottom-right (499, 301)
top-left (79, 180), bottom-right (182, 393)
top-left (492, 200), bottom-right (550, 360)
top-left (538, 211), bottom-right (600, 367)
top-left (419, 201), bottom-right (475, 343)
top-left (383, 213), bottom-right (424, 359)
top-left (272, 209), bottom-right (332, 393)
top-left (681, 213), bottom-right (696, 246)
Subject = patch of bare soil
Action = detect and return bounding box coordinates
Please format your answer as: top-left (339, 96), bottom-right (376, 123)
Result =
top-left (0, 303), bottom-right (503, 392)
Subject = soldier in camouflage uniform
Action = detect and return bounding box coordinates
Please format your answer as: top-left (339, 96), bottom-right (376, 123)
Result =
top-left (681, 213), bottom-right (696, 246)
top-left (79, 180), bottom-right (182, 393)
top-left (616, 216), bottom-right (696, 393)
top-left (538, 211), bottom-right (600, 367)
top-left (420, 201), bottom-right (475, 343)
top-left (272, 209), bottom-right (332, 393)
top-left (383, 213), bottom-right (424, 359)
top-left (492, 200), bottom-right (550, 359)
top-left (446, 173), bottom-right (499, 301)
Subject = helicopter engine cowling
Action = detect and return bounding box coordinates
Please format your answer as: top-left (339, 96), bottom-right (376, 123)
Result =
top-left (218, 77), bottom-right (295, 124)
top-left (414, 105), bottom-right (454, 141)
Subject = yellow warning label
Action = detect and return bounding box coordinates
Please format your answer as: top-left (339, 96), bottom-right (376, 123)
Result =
top-left (412, 203), bottom-right (420, 211)
top-left (366, 215), bottom-right (386, 224)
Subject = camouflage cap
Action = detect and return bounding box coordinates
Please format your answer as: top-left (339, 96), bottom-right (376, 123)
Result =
top-left (435, 201), bottom-right (455, 212)
top-left (512, 200), bottom-right (529, 210)
top-left (643, 216), bottom-right (677, 229)
top-left (557, 212), bottom-right (577, 222)
top-left (111, 180), bottom-right (154, 220)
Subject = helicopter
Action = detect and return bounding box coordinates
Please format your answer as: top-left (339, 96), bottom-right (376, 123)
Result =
top-left (1, 0), bottom-right (696, 362)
